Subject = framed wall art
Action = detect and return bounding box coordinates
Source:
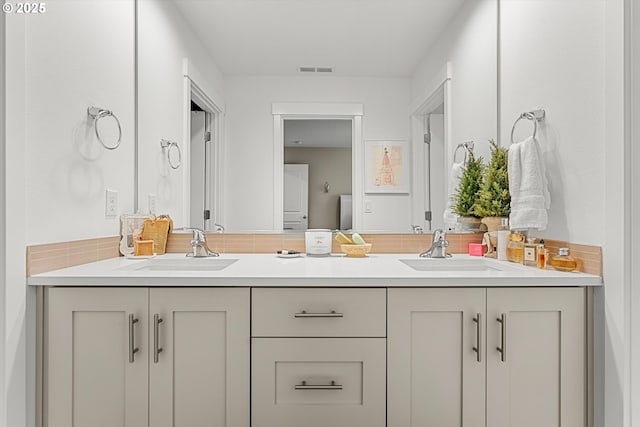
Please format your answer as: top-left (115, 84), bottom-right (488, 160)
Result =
top-left (364, 140), bottom-right (410, 193)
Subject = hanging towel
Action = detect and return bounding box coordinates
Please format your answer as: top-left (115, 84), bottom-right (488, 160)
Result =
top-left (443, 161), bottom-right (465, 229)
top-left (508, 136), bottom-right (550, 230)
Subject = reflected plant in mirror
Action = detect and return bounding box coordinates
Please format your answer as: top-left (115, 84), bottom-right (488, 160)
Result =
top-left (136, 0), bottom-right (498, 233)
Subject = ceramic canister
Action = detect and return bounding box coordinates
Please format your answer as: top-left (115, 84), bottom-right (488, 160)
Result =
top-left (304, 229), bottom-right (333, 256)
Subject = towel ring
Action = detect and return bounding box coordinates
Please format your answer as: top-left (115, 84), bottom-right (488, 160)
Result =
top-left (87, 107), bottom-right (122, 150)
top-left (510, 109), bottom-right (546, 146)
top-left (160, 139), bottom-right (182, 170)
top-left (453, 141), bottom-right (474, 164)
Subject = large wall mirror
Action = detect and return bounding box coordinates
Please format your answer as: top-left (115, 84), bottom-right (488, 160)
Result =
top-left (136, 0), bottom-right (498, 233)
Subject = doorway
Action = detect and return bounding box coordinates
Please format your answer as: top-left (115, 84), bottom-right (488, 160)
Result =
top-left (283, 119), bottom-right (353, 231)
top-left (184, 78), bottom-right (223, 232)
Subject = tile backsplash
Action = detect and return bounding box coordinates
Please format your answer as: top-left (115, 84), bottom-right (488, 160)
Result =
top-left (26, 233), bottom-right (602, 277)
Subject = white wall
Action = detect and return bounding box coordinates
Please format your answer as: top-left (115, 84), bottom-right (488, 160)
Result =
top-left (5, 2), bottom-right (136, 425)
top-left (23, 0), bottom-right (135, 244)
top-left (137, 0), bottom-right (225, 226)
top-left (500, 0), bottom-right (606, 245)
top-left (223, 75), bottom-right (411, 232)
top-left (412, 0), bottom-right (498, 163)
top-left (0, 10), bottom-right (6, 427)
top-left (500, 2), bottom-right (626, 427)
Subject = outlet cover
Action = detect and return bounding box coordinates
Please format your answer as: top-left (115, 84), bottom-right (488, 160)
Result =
top-left (148, 193), bottom-right (157, 215)
top-left (105, 189), bottom-right (118, 217)
top-left (364, 199), bottom-right (373, 213)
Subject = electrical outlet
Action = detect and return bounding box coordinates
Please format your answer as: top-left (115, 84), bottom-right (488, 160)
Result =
top-left (148, 193), bottom-right (157, 215)
top-left (364, 199), bottom-right (373, 213)
top-left (105, 189), bottom-right (118, 217)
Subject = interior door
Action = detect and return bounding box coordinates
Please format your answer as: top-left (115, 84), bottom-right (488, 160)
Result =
top-left (283, 164), bottom-right (309, 231)
top-left (190, 111), bottom-right (206, 229)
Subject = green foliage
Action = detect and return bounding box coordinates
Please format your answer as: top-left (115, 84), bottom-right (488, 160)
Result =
top-left (454, 151), bottom-right (484, 217)
top-left (473, 139), bottom-right (511, 217)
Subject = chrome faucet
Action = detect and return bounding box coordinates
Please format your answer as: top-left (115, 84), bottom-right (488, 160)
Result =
top-left (411, 224), bottom-right (424, 234)
top-left (419, 229), bottom-right (451, 258)
top-left (182, 227), bottom-right (219, 257)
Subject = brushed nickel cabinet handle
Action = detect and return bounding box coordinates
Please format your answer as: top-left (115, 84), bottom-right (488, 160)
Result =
top-left (153, 314), bottom-right (164, 364)
top-left (472, 313), bottom-right (481, 363)
top-left (128, 314), bottom-right (139, 363)
top-left (294, 310), bottom-right (344, 318)
top-left (294, 380), bottom-right (343, 390)
top-left (496, 313), bottom-right (507, 362)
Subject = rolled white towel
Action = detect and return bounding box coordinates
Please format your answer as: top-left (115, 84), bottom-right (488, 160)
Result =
top-left (508, 136), bottom-right (550, 230)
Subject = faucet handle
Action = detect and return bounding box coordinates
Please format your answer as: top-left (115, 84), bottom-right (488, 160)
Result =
top-left (432, 229), bottom-right (446, 242)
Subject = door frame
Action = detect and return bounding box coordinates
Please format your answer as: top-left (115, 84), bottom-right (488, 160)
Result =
top-left (182, 59), bottom-right (225, 229)
top-left (409, 62), bottom-right (452, 231)
top-left (272, 102), bottom-right (364, 231)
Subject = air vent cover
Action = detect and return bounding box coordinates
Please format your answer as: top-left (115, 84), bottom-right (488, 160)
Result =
top-left (298, 66), bottom-right (334, 74)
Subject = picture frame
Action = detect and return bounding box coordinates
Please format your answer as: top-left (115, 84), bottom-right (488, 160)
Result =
top-left (364, 140), bottom-right (410, 193)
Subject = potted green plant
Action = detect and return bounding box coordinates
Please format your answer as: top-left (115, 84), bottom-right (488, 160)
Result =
top-left (473, 139), bottom-right (510, 232)
top-left (453, 151), bottom-right (484, 230)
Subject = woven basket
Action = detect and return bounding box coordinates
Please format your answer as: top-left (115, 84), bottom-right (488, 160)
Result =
top-left (140, 215), bottom-right (173, 255)
top-left (341, 243), bottom-right (372, 258)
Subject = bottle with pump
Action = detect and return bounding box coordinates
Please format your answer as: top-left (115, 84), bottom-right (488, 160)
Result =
top-left (496, 218), bottom-right (509, 261)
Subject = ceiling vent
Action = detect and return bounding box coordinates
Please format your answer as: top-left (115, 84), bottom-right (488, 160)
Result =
top-left (298, 66), bottom-right (334, 74)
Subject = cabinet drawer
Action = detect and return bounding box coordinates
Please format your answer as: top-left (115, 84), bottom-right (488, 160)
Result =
top-left (252, 288), bottom-right (386, 337)
top-left (252, 338), bottom-right (385, 427)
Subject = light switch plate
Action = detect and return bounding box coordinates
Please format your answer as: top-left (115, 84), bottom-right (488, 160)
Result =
top-left (364, 199), bottom-right (373, 213)
top-left (105, 189), bottom-right (118, 217)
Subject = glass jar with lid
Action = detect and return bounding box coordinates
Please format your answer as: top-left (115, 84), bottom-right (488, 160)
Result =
top-left (550, 247), bottom-right (578, 272)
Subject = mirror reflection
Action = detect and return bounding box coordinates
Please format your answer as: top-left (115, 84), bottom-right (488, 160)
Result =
top-left (136, 0), bottom-right (498, 233)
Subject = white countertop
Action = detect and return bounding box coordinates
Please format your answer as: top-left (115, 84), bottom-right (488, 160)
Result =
top-left (27, 253), bottom-right (603, 287)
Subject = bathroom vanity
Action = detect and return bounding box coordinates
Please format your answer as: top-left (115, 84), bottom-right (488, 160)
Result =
top-left (30, 254), bottom-right (600, 427)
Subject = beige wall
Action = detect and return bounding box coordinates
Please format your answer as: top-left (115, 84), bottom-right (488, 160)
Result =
top-left (284, 147), bottom-right (352, 229)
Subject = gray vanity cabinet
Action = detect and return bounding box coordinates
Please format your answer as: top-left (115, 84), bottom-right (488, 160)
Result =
top-left (388, 287), bottom-right (586, 427)
top-left (45, 287), bottom-right (150, 427)
top-left (43, 287), bottom-right (250, 427)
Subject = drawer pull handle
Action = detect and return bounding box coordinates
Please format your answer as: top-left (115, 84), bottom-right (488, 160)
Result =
top-left (496, 313), bottom-right (507, 362)
top-left (153, 314), bottom-right (163, 364)
top-left (128, 314), bottom-right (139, 364)
top-left (472, 313), bottom-right (481, 363)
top-left (295, 380), bottom-right (343, 390)
top-left (294, 310), bottom-right (344, 318)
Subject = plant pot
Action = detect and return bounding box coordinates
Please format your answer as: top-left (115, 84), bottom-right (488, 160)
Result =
top-left (457, 216), bottom-right (482, 231)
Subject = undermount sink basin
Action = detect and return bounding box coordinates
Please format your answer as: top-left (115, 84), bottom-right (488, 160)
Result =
top-left (399, 258), bottom-right (503, 272)
top-left (121, 258), bottom-right (238, 272)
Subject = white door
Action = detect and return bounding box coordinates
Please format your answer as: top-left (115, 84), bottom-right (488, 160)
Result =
top-left (486, 287), bottom-right (585, 427)
top-left (149, 288), bottom-right (250, 427)
top-left (190, 111), bottom-right (206, 229)
top-left (284, 164), bottom-right (309, 231)
top-left (388, 288), bottom-right (486, 427)
top-left (45, 287), bottom-right (149, 427)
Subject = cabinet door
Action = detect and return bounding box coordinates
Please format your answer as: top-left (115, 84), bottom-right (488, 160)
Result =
top-left (387, 288), bottom-right (486, 427)
top-left (149, 288), bottom-right (250, 427)
top-left (45, 287), bottom-right (149, 427)
top-left (486, 287), bottom-right (585, 427)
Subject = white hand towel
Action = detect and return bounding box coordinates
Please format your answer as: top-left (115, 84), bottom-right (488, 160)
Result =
top-left (508, 136), bottom-right (550, 230)
top-left (443, 161), bottom-right (465, 228)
